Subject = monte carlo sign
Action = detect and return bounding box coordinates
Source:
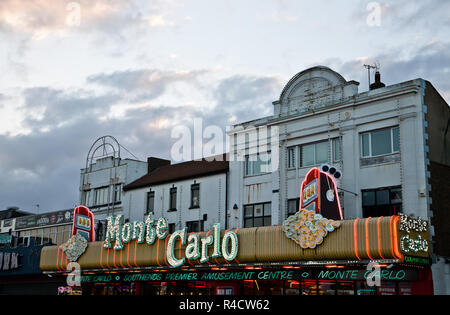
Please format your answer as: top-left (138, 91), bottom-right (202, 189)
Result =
top-left (41, 167), bottom-right (431, 274)
top-left (103, 214), bottom-right (238, 268)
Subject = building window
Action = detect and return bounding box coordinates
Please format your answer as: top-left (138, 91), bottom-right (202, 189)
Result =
top-left (19, 225), bottom-right (72, 246)
top-left (287, 147), bottom-right (297, 169)
top-left (94, 187), bottom-right (109, 206)
top-left (245, 152), bottom-right (272, 176)
top-left (186, 220), bottom-right (203, 233)
top-left (82, 190), bottom-right (92, 206)
top-left (300, 141), bottom-right (329, 167)
top-left (362, 186), bottom-right (402, 217)
top-left (113, 184), bottom-right (122, 203)
top-left (146, 191), bottom-right (155, 215)
top-left (169, 187), bottom-right (177, 211)
top-left (361, 127), bottom-right (400, 158)
top-left (96, 221), bottom-right (105, 241)
top-left (190, 184), bottom-right (200, 209)
top-left (332, 138), bottom-right (341, 162)
top-left (168, 223), bottom-right (176, 234)
top-left (287, 198), bottom-right (300, 217)
top-left (244, 203), bottom-right (271, 228)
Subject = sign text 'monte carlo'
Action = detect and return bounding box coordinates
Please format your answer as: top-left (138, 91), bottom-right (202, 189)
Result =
top-left (103, 214), bottom-right (238, 268)
top-left (79, 269), bottom-right (416, 284)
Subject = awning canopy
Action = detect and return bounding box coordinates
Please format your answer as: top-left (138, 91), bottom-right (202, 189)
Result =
top-left (40, 215), bottom-right (429, 272)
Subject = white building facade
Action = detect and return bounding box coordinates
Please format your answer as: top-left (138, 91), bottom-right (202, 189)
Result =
top-left (122, 157), bottom-right (229, 234)
top-left (79, 156), bottom-right (148, 234)
top-left (227, 66), bottom-right (450, 294)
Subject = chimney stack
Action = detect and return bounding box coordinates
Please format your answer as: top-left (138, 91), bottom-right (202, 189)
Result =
top-left (370, 71), bottom-right (386, 90)
top-left (147, 157), bottom-right (171, 174)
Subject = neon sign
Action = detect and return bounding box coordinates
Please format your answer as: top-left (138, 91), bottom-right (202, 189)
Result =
top-left (103, 214), bottom-right (239, 268)
top-left (79, 269), bottom-right (417, 283)
top-left (398, 213), bottom-right (429, 255)
top-left (300, 166), bottom-right (343, 221)
top-left (283, 209), bottom-right (340, 249)
top-left (400, 234), bottom-right (429, 254)
top-left (72, 206), bottom-right (95, 242)
top-left (283, 166), bottom-right (342, 249)
top-left (398, 214), bottom-right (428, 233)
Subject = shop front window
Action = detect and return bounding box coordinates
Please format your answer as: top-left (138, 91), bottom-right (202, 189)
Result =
top-left (362, 186), bottom-right (402, 217)
top-left (244, 203), bottom-right (271, 228)
top-left (285, 280), bottom-right (300, 295)
top-left (336, 281), bottom-right (355, 295)
top-left (356, 281), bottom-right (377, 295)
top-left (376, 282), bottom-right (397, 295)
top-left (186, 220), bottom-right (203, 233)
top-left (318, 281), bottom-right (336, 295)
top-left (398, 282), bottom-right (412, 295)
top-left (287, 199), bottom-right (299, 217)
top-left (301, 280), bottom-right (318, 295)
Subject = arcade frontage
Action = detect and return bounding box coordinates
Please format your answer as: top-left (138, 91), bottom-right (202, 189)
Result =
top-left (52, 263), bottom-right (432, 296)
top-left (41, 209), bottom-right (433, 295)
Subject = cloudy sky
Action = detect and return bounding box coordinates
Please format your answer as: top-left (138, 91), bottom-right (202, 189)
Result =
top-left (0, 0), bottom-right (449, 213)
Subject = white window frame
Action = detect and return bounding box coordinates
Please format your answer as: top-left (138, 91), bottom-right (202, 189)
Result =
top-left (332, 138), bottom-right (341, 162)
top-left (361, 127), bottom-right (400, 158)
top-left (245, 152), bottom-right (272, 177)
top-left (114, 184), bottom-right (122, 203)
top-left (287, 147), bottom-right (297, 169)
top-left (300, 140), bottom-right (329, 168)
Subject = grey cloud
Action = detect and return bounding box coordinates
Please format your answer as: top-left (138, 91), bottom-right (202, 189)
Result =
top-left (0, 0), bottom-right (158, 36)
top-left (385, 0), bottom-right (450, 29)
top-left (0, 0), bottom-right (179, 60)
top-left (213, 74), bottom-right (283, 123)
top-left (353, 0), bottom-right (450, 30)
top-left (1, 70), bottom-right (284, 211)
top-left (321, 41), bottom-right (450, 103)
top-left (21, 87), bottom-right (119, 130)
top-left (0, 104), bottom-right (191, 212)
top-left (87, 69), bottom-right (209, 103)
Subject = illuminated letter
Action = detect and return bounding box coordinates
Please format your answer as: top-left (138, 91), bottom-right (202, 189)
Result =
top-left (121, 222), bottom-right (132, 244)
top-left (132, 221), bottom-right (145, 243)
top-left (200, 235), bottom-right (214, 264)
top-left (145, 213), bottom-right (156, 245)
top-left (104, 215), bottom-right (123, 250)
top-left (185, 234), bottom-right (200, 260)
top-left (221, 231), bottom-right (238, 261)
top-left (211, 223), bottom-right (222, 258)
top-left (156, 217), bottom-right (169, 239)
top-left (167, 228), bottom-right (187, 267)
